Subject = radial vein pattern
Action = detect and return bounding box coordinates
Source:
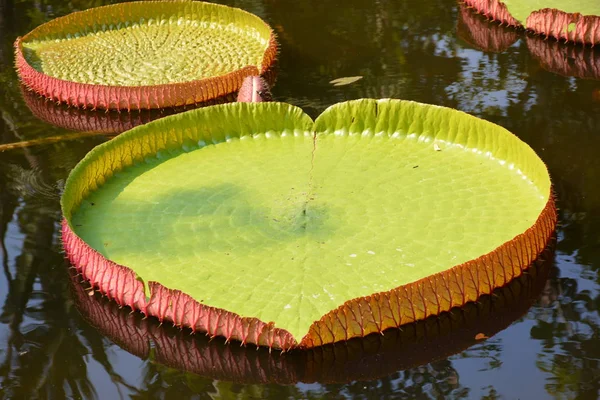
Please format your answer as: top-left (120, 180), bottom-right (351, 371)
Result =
top-left (23, 19), bottom-right (268, 86)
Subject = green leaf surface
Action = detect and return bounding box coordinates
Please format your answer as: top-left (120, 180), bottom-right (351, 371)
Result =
top-left (64, 100), bottom-right (550, 341)
top-left (21, 1), bottom-right (272, 86)
top-left (502, 0), bottom-right (600, 24)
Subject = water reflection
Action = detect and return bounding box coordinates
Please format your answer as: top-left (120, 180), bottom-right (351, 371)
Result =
top-left (1, 0), bottom-right (599, 398)
top-left (18, 64), bottom-right (277, 135)
top-left (20, 86), bottom-right (237, 135)
top-left (529, 257), bottom-right (600, 398)
top-left (0, 140), bottom-right (108, 398)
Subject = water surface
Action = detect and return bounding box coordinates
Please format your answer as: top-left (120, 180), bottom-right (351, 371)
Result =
top-left (1, 0), bottom-right (599, 398)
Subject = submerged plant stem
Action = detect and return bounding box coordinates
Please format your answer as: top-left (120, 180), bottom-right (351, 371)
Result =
top-left (0, 131), bottom-right (108, 152)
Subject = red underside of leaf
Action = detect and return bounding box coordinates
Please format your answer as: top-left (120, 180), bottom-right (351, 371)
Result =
top-left (462, 0), bottom-right (521, 27)
top-left (15, 32), bottom-right (278, 110)
top-left (457, 3), bottom-right (519, 52)
top-left (527, 9), bottom-right (600, 46)
top-left (463, 0), bottom-right (600, 45)
top-left (526, 35), bottom-right (600, 79)
top-left (237, 76), bottom-right (273, 103)
top-left (71, 242), bottom-right (553, 383)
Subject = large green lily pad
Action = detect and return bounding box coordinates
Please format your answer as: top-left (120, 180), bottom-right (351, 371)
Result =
top-left (61, 100), bottom-right (556, 349)
top-left (15, 1), bottom-right (276, 109)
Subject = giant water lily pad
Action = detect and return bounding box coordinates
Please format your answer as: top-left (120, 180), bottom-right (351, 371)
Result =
top-left (15, 1), bottom-right (277, 110)
top-left (61, 99), bottom-right (556, 350)
top-left (464, 0), bottom-right (600, 45)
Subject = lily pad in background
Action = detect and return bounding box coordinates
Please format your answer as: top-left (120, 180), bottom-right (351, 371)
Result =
top-left (458, 4), bottom-right (600, 80)
top-left (61, 99), bottom-right (556, 350)
top-left (463, 0), bottom-right (600, 45)
top-left (15, 1), bottom-right (277, 110)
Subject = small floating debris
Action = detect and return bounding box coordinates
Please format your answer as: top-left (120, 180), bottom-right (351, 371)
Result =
top-left (330, 76), bottom-right (363, 86)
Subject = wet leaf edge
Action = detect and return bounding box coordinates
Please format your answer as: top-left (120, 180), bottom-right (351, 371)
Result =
top-left (464, 0), bottom-right (600, 45)
top-left (14, 1), bottom-right (278, 110)
top-left (61, 100), bottom-right (557, 350)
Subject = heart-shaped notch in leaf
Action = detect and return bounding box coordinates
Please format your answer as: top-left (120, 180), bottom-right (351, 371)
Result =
top-left (463, 0), bottom-right (600, 45)
top-left (61, 99), bottom-right (557, 350)
top-left (15, 1), bottom-right (277, 110)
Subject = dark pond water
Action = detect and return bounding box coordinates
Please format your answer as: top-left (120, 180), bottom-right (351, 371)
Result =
top-left (1, 0), bottom-right (599, 398)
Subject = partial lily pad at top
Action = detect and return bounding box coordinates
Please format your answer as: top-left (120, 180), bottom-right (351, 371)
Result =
top-left (464, 0), bottom-right (600, 45)
top-left (61, 99), bottom-right (557, 350)
top-left (458, 4), bottom-right (600, 80)
top-left (15, 1), bottom-right (277, 110)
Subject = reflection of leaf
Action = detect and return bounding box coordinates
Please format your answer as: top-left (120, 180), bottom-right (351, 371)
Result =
top-left (329, 76), bottom-right (363, 86)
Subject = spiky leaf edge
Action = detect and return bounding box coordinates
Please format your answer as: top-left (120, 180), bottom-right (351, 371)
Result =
top-left (71, 241), bottom-right (553, 384)
top-left (61, 100), bottom-right (557, 350)
top-left (14, 1), bottom-right (278, 110)
top-left (463, 0), bottom-right (600, 45)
